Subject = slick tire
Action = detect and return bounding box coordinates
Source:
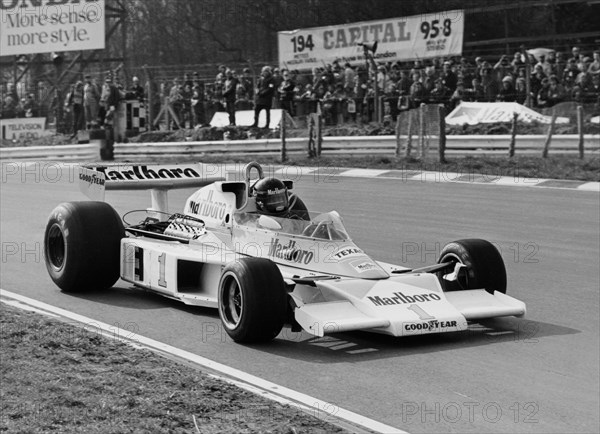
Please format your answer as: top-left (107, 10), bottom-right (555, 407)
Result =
top-left (218, 258), bottom-right (287, 343)
top-left (44, 201), bottom-right (125, 293)
top-left (437, 239), bottom-right (507, 294)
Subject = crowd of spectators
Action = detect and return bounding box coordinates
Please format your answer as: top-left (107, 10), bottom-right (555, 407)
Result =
top-left (2, 46), bottom-right (599, 129)
top-left (160, 46), bottom-right (599, 128)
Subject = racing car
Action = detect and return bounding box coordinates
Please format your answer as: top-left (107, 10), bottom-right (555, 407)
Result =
top-left (44, 162), bottom-right (526, 343)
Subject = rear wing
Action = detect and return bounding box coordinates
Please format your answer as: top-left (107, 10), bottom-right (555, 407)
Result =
top-left (79, 163), bottom-right (225, 215)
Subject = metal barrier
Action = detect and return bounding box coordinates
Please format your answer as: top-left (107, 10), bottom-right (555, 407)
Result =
top-left (0, 143), bottom-right (100, 161)
top-left (1, 135), bottom-right (597, 161)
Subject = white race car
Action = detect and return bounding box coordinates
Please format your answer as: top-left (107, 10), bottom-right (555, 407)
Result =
top-left (44, 162), bottom-right (526, 343)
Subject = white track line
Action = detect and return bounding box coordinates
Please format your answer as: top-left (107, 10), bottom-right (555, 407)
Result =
top-left (0, 289), bottom-right (406, 434)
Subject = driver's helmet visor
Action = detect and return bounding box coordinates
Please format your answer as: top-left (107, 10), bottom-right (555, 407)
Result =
top-left (257, 188), bottom-right (288, 213)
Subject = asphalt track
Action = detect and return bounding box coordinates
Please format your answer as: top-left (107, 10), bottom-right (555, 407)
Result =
top-left (1, 162), bottom-right (599, 433)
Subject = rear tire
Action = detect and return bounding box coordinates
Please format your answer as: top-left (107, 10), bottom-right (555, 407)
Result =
top-left (218, 258), bottom-right (287, 343)
top-left (437, 239), bottom-right (507, 294)
top-left (44, 201), bottom-right (124, 293)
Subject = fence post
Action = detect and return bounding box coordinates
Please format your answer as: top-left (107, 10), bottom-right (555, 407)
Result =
top-left (316, 112), bottom-right (323, 156)
top-left (280, 115), bottom-right (287, 162)
top-left (405, 110), bottom-right (413, 158)
top-left (419, 103), bottom-right (426, 158)
top-left (307, 114), bottom-right (315, 158)
top-left (395, 114), bottom-right (401, 157)
top-left (509, 112), bottom-right (518, 158)
top-left (577, 105), bottom-right (584, 159)
top-left (438, 104), bottom-right (446, 163)
top-left (542, 108), bottom-right (557, 158)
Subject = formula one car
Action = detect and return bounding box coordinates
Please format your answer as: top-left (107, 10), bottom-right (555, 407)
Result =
top-left (44, 162), bottom-right (526, 343)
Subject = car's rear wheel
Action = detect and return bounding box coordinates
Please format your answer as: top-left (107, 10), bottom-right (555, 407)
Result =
top-left (44, 201), bottom-right (124, 293)
top-left (218, 258), bottom-right (287, 343)
top-left (437, 239), bottom-right (507, 294)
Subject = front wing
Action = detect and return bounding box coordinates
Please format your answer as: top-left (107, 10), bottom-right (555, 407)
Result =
top-left (288, 273), bottom-right (526, 337)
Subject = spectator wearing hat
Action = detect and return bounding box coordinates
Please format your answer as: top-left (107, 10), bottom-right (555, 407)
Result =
top-left (496, 75), bottom-right (517, 102)
top-left (223, 68), bottom-right (239, 125)
top-left (99, 74), bottom-right (119, 124)
top-left (83, 74), bottom-right (99, 129)
top-left (251, 66), bottom-right (276, 128)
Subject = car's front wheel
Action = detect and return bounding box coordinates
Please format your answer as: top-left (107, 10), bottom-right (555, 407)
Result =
top-left (44, 201), bottom-right (124, 293)
top-left (437, 239), bottom-right (507, 294)
top-left (218, 258), bottom-right (287, 343)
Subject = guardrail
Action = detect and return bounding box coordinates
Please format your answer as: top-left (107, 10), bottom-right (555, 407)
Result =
top-left (0, 143), bottom-right (100, 161)
top-left (114, 135), bottom-right (600, 159)
top-left (0, 135), bottom-right (598, 161)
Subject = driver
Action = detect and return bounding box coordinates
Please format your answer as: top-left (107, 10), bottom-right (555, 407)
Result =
top-left (253, 177), bottom-right (289, 216)
top-left (252, 177), bottom-right (309, 220)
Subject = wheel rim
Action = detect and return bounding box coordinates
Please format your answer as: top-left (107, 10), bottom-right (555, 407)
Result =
top-left (440, 253), bottom-right (469, 290)
top-left (46, 224), bottom-right (66, 270)
top-left (220, 276), bottom-right (243, 330)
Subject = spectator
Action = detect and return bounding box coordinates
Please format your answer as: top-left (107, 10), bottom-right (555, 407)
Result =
top-left (129, 76), bottom-right (145, 102)
top-left (493, 55), bottom-right (511, 86)
top-left (180, 83), bottom-right (193, 128)
top-left (542, 51), bottom-right (556, 77)
top-left (240, 68), bottom-right (254, 100)
top-left (530, 65), bottom-right (547, 105)
top-left (66, 81), bottom-right (85, 138)
top-left (22, 93), bottom-right (36, 117)
top-left (2, 95), bottom-right (17, 119)
top-left (429, 78), bottom-right (450, 107)
top-left (590, 51), bottom-right (600, 77)
top-left (555, 51), bottom-right (566, 82)
top-left (547, 75), bottom-right (565, 107)
top-left (441, 61), bottom-right (458, 92)
top-left (396, 70), bottom-right (411, 96)
top-left (83, 74), bottom-right (100, 129)
top-left (343, 63), bottom-right (355, 95)
top-left (223, 69), bottom-right (239, 126)
top-left (278, 69), bottom-right (296, 116)
top-left (408, 79), bottom-right (427, 108)
top-left (479, 61), bottom-right (497, 101)
top-left (168, 77), bottom-right (184, 129)
top-left (465, 77), bottom-right (485, 102)
top-left (252, 66), bottom-right (276, 128)
top-left (496, 76), bottom-right (516, 102)
top-left (271, 67), bottom-right (283, 108)
top-left (98, 73), bottom-right (120, 159)
top-left (515, 77), bottom-right (527, 104)
top-left (214, 65), bottom-right (226, 99)
top-left (191, 85), bottom-right (206, 127)
top-left (449, 81), bottom-right (465, 110)
top-left (536, 77), bottom-right (552, 108)
top-left (568, 46), bottom-right (583, 70)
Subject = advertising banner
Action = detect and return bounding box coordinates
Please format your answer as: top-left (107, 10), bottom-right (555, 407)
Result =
top-left (278, 10), bottom-right (464, 70)
top-left (446, 102), bottom-right (570, 125)
top-left (0, 0), bottom-right (105, 56)
top-left (0, 117), bottom-right (52, 142)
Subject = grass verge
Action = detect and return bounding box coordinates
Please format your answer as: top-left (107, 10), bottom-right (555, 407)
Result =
top-left (0, 303), bottom-right (346, 434)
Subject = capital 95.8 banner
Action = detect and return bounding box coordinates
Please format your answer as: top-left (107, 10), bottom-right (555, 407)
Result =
top-left (278, 10), bottom-right (464, 70)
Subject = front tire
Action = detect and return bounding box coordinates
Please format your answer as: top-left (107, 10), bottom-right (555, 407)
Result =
top-left (437, 239), bottom-right (507, 294)
top-left (218, 258), bottom-right (287, 343)
top-left (44, 201), bottom-right (124, 293)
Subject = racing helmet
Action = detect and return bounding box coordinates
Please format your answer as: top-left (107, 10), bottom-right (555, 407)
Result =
top-left (253, 177), bottom-right (289, 214)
